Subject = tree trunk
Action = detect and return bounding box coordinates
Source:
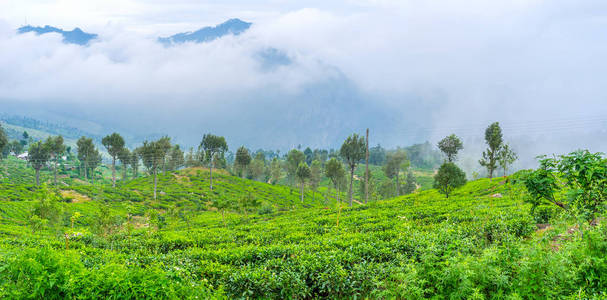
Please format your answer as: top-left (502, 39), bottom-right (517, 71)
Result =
top-left (300, 181), bottom-right (304, 202)
top-left (54, 158), bottom-right (58, 186)
top-left (91, 168), bottom-right (95, 184)
top-left (112, 157), bottom-right (116, 187)
top-left (336, 184), bottom-right (340, 204)
top-left (35, 169), bottom-right (40, 186)
top-left (209, 162), bottom-right (214, 190)
top-left (83, 162), bottom-right (87, 180)
top-left (348, 166), bottom-right (354, 207)
top-left (123, 164), bottom-right (127, 181)
top-left (153, 168), bottom-right (158, 200)
top-left (365, 128), bottom-right (369, 204)
top-left (396, 174), bottom-right (400, 197)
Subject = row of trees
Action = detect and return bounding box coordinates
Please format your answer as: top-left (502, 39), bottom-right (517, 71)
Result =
top-left (1, 122), bottom-right (517, 204)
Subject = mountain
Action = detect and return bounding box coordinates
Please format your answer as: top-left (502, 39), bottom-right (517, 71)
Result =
top-left (17, 25), bottom-right (97, 45)
top-left (158, 18), bottom-right (251, 45)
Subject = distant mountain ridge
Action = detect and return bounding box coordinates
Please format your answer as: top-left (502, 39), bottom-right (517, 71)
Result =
top-left (158, 18), bottom-right (252, 45)
top-left (0, 115), bottom-right (101, 142)
top-left (17, 25), bottom-right (97, 45)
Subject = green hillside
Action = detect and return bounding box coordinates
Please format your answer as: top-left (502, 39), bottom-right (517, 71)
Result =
top-left (1, 155), bottom-right (606, 298)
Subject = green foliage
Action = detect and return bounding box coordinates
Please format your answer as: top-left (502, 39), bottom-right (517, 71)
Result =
top-left (235, 146), bottom-right (251, 177)
top-left (498, 143), bottom-right (518, 176)
top-left (200, 133), bottom-right (228, 166)
top-left (523, 156), bottom-right (561, 214)
top-left (402, 171), bottom-right (417, 195)
top-left (479, 122), bottom-right (503, 179)
top-left (384, 149), bottom-right (409, 196)
top-left (3, 148), bottom-right (607, 298)
top-left (525, 150), bottom-right (607, 221)
top-left (28, 141), bottom-right (51, 185)
top-left (296, 163), bottom-right (311, 202)
top-left (437, 134), bottom-right (463, 162)
top-left (286, 149), bottom-right (305, 185)
top-left (31, 185), bottom-right (64, 227)
top-left (0, 124), bottom-right (8, 160)
top-left (340, 133), bottom-right (366, 206)
top-left (433, 162), bottom-right (467, 198)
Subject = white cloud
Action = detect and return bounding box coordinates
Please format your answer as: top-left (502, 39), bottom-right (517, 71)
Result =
top-left (0, 0), bottom-right (606, 158)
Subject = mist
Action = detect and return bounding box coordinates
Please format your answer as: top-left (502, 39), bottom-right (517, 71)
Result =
top-left (1, 0), bottom-right (606, 169)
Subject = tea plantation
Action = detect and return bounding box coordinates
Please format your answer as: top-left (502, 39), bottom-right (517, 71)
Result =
top-left (0, 158), bottom-right (606, 299)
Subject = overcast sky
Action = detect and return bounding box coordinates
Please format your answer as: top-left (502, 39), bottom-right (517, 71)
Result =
top-left (1, 0), bottom-right (606, 169)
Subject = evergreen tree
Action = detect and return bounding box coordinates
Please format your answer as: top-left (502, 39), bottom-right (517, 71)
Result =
top-left (340, 133), bottom-right (366, 206)
top-left (45, 136), bottom-right (65, 186)
top-left (286, 149), bottom-right (305, 187)
top-left (434, 162), bottom-right (467, 198)
top-left (325, 158), bottom-right (346, 204)
top-left (140, 139), bottom-right (165, 199)
top-left (0, 125), bottom-right (7, 160)
top-left (479, 122), bottom-right (503, 179)
top-left (498, 143), bottom-right (518, 176)
top-left (437, 134), bottom-right (463, 162)
top-left (118, 148), bottom-right (131, 181)
top-left (270, 157), bottom-right (282, 184)
top-left (102, 133), bottom-right (125, 187)
top-left (384, 149), bottom-right (409, 196)
top-left (235, 146), bottom-right (252, 178)
top-left (309, 160), bottom-right (322, 202)
top-left (28, 141), bottom-right (50, 186)
top-left (296, 162), bottom-right (311, 202)
top-left (200, 134), bottom-right (228, 190)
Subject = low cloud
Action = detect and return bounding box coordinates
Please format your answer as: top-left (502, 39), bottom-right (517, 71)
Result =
top-left (0, 1), bottom-right (606, 167)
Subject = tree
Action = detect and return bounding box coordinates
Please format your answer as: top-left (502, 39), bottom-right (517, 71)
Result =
top-left (28, 141), bottom-right (50, 186)
top-left (140, 139), bottom-right (165, 199)
top-left (131, 148), bottom-right (141, 178)
top-left (340, 133), bottom-right (366, 206)
top-left (157, 136), bottom-right (172, 173)
top-left (44, 136), bottom-right (65, 186)
top-left (369, 144), bottom-right (386, 165)
top-left (102, 133), bottom-right (125, 187)
top-left (403, 171), bottom-right (417, 195)
top-left (286, 149), bottom-right (305, 187)
top-left (0, 125), bottom-right (7, 160)
top-left (437, 134), bottom-right (463, 162)
top-left (498, 144), bottom-right (518, 176)
top-left (9, 140), bottom-right (24, 155)
top-left (167, 145), bottom-right (185, 171)
top-left (270, 157), bottom-right (282, 184)
top-left (325, 158), bottom-right (346, 204)
top-left (433, 162), bottom-right (467, 198)
top-left (249, 155), bottom-right (265, 181)
top-left (118, 148), bottom-right (131, 181)
top-left (304, 147), bottom-right (314, 165)
top-left (200, 134), bottom-right (228, 190)
top-left (479, 122), bottom-right (503, 179)
top-left (296, 162), bottom-right (311, 202)
top-left (88, 149), bottom-right (102, 184)
top-left (384, 149), bottom-right (409, 197)
top-left (76, 136), bottom-right (95, 180)
top-left (235, 146), bottom-right (252, 178)
top-left (365, 128), bottom-right (370, 204)
top-left (310, 160), bottom-right (322, 202)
